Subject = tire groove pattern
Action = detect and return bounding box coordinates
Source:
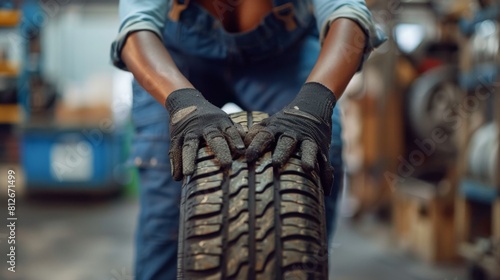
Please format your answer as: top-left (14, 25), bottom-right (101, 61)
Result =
top-left (220, 171), bottom-right (229, 279)
top-left (273, 165), bottom-right (283, 279)
top-left (248, 162), bottom-right (256, 280)
top-left (247, 111), bottom-right (257, 280)
top-left (255, 152), bottom-right (276, 278)
top-left (179, 112), bottom-right (328, 280)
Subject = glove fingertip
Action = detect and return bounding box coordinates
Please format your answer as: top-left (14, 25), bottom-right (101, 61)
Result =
top-left (182, 138), bottom-right (199, 178)
top-left (301, 140), bottom-right (318, 155)
top-left (182, 163), bottom-right (195, 177)
top-left (171, 159), bottom-right (183, 181)
top-left (218, 151), bottom-right (232, 167)
top-left (205, 135), bottom-right (233, 170)
top-left (172, 167), bottom-right (183, 181)
top-left (300, 145), bottom-right (317, 172)
top-left (245, 148), bottom-right (259, 163)
top-left (170, 157), bottom-right (182, 181)
top-left (301, 160), bottom-right (315, 172)
top-left (244, 124), bottom-right (265, 145)
top-left (272, 146), bottom-right (291, 167)
top-left (273, 134), bottom-right (297, 168)
top-left (246, 131), bottom-right (274, 162)
top-left (234, 123), bottom-right (246, 138)
top-left (244, 131), bottom-right (257, 146)
top-left (231, 137), bottom-right (246, 152)
top-left (244, 136), bottom-right (254, 147)
top-left (220, 159), bottom-right (232, 170)
top-left (170, 137), bottom-right (184, 181)
top-left (272, 156), bottom-right (286, 168)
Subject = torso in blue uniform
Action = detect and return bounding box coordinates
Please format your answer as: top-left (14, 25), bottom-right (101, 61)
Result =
top-left (112, 0), bottom-right (385, 279)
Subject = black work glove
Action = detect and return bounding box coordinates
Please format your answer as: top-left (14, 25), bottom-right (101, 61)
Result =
top-left (245, 82), bottom-right (337, 193)
top-left (165, 88), bottom-right (245, 180)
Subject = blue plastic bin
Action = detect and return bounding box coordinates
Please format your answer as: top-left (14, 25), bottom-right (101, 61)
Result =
top-left (21, 125), bottom-right (129, 192)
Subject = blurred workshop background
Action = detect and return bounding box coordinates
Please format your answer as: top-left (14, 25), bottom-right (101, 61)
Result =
top-left (0, 0), bottom-right (499, 279)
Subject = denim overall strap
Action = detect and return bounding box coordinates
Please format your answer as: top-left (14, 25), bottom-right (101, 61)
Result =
top-left (272, 0), bottom-right (298, 31)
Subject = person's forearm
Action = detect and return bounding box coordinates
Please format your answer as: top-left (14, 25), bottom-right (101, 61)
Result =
top-left (307, 18), bottom-right (366, 99)
top-left (121, 31), bottom-right (193, 104)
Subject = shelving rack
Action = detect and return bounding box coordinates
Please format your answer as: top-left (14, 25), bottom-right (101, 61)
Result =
top-left (454, 1), bottom-right (500, 277)
top-left (0, 1), bottom-right (23, 164)
top-left (0, 3), bottom-right (22, 125)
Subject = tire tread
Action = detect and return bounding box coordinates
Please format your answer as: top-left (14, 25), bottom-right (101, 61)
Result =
top-left (178, 112), bottom-right (328, 280)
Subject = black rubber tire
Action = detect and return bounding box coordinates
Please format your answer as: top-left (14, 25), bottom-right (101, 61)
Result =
top-left (177, 112), bottom-right (328, 280)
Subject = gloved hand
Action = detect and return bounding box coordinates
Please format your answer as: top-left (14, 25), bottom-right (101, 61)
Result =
top-left (245, 82), bottom-right (337, 193)
top-left (165, 88), bottom-right (245, 180)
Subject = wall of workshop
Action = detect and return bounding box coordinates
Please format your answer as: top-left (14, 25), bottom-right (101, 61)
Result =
top-left (41, 4), bottom-right (122, 107)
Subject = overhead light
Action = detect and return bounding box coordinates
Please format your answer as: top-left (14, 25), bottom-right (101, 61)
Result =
top-left (394, 23), bottom-right (426, 53)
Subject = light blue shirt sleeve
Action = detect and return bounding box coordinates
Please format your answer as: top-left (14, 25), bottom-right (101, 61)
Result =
top-left (110, 0), bottom-right (386, 71)
top-left (110, 0), bottom-right (170, 70)
top-left (312, 0), bottom-right (387, 70)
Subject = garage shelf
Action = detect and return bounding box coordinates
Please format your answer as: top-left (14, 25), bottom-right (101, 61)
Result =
top-left (0, 9), bottom-right (21, 27)
top-left (0, 104), bottom-right (20, 124)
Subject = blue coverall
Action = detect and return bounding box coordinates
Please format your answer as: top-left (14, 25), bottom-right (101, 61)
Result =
top-left (111, 0), bottom-right (385, 278)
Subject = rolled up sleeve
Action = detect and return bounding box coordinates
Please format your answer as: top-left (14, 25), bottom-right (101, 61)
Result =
top-left (110, 0), bottom-right (169, 70)
top-left (312, 0), bottom-right (387, 70)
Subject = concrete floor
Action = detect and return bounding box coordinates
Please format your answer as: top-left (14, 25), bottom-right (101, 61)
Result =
top-left (330, 216), bottom-right (466, 280)
top-left (0, 196), bottom-right (466, 280)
